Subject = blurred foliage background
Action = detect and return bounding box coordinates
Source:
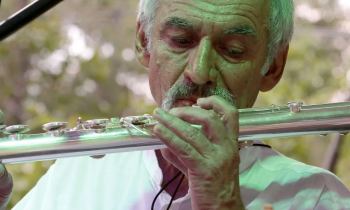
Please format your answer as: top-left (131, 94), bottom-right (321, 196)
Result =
top-left (0, 0), bottom-right (350, 208)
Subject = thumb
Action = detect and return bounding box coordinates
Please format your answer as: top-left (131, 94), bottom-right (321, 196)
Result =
top-left (160, 149), bottom-right (188, 177)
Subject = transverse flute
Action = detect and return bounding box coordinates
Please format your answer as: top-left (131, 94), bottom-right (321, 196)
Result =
top-left (0, 102), bottom-right (350, 164)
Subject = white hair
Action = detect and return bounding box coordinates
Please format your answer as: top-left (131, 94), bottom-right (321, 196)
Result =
top-left (137, 0), bottom-right (294, 75)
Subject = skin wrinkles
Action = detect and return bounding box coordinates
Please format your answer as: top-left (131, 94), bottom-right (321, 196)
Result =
top-left (171, 0), bottom-right (265, 30)
top-left (158, 35), bottom-right (232, 99)
top-left (161, 21), bottom-right (258, 63)
top-left (151, 4), bottom-right (268, 108)
top-left (143, 1), bottom-right (273, 203)
top-left (162, 17), bottom-right (257, 43)
top-left (173, 0), bottom-right (260, 18)
top-left (158, 1), bottom-right (267, 60)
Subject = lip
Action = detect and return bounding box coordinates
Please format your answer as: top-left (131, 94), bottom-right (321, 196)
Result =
top-left (173, 96), bottom-right (203, 107)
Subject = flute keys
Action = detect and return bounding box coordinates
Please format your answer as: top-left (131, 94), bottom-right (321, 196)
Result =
top-left (0, 125), bottom-right (6, 132)
top-left (4, 125), bottom-right (30, 134)
top-left (287, 102), bottom-right (303, 113)
top-left (111, 118), bottom-right (120, 124)
top-left (3, 125), bottom-right (30, 140)
top-left (43, 122), bottom-right (68, 137)
top-left (84, 119), bottom-right (109, 133)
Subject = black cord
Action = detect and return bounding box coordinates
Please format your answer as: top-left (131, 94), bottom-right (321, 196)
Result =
top-left (251, 143), bottom-right (271, 149)
top-left (152, 144), bottom-right (270, 209)
top-left (239, 143), bottom-right (271, 150)
top-left (151, 171), bottom-right (183, 210)
top-left (166, 173), bottom-right (185, 210)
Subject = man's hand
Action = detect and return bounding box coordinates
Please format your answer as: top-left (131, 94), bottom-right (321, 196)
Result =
top-left (0, 163), bottom-right (13, 210)
top-left (153, 96), bottom-right (244, 210)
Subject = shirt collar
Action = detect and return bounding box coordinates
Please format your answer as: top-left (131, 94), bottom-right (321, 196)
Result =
top-left (239, 140), bottom-right (265, 174)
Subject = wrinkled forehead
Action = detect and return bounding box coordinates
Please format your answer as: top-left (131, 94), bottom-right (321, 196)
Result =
top-left (156, 0), bottom-right (270, 35)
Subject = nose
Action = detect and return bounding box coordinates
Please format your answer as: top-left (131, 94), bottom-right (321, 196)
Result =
top-left (184, 38), bottom-right (217, 85)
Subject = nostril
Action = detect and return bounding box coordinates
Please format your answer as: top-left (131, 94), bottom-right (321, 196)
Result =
top-left (183, 77), bottom-right (196, 88)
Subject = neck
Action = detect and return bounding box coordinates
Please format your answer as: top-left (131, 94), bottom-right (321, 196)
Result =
top-left (155, 150), bottom-right (189, 200)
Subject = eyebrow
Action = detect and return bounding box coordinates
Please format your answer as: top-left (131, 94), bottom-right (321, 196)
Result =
top-left (224, 25), bottom-right (256, 37)
top-left (163, 17), bottom-right (256, 37)
top-left (164, 17), bottom-right (194, 29)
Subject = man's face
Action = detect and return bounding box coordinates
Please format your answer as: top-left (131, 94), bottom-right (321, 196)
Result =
top-left (148, 0), bottom-right (270, 109)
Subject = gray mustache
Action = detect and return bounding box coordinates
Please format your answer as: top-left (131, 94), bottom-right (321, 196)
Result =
top-left (161, 81), bottom-right (235, 111)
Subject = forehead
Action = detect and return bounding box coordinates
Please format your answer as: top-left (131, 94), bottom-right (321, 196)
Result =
top-left (157, 0), bottom-right (270, 33)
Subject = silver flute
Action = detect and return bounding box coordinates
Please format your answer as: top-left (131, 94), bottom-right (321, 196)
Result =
top-left (1, 101), bottom-right (350, 164)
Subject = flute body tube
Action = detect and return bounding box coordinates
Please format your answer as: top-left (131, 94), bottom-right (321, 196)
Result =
top-left (0, 102), bottom-right (350, 164)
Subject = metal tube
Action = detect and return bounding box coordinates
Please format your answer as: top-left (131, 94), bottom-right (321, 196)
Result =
top-left (1, 102), bottom-right (350, 164)
top-left (0, 0), bottom-right (63, 42)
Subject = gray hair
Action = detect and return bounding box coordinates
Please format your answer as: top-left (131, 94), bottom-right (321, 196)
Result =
top-left (137, 0), bottom-right (294, 75)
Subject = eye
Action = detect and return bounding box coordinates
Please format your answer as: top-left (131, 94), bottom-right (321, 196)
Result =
top-left (227, 48), bottom-right (244, 56)
top-left (172, 38), bottom-right (194, 47)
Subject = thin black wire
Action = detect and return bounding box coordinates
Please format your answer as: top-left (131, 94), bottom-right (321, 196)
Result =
top-left (166, 173), bottom-right (185, 210)
top-left (239, 143), bottom-right (271, 150)
top-left (151, 171), bottom-right (183, 210)
top-left (251, 143), bottom-right (271, 149)
top-left (152, 144), bottom-right (271, 209)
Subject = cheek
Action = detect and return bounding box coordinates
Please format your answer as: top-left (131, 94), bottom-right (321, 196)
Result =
top-left (149, 66), bottom-right (161, 106)
top-left (239, 76), bottom-right (261, 108)
top-left (220, 63), bottom-right (263, 108)
top-left (148, 41), bottom-right (189, 106)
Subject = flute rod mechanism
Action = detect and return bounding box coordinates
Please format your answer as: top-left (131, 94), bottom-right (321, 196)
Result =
top-left (1, 102), bottom-right (350, 164)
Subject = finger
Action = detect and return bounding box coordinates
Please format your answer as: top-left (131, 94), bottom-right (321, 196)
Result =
top-left (168, 107), bottom-right (229, 146)
top-left (0, 164), bottom-right (13, 201)
top-left (154, 108), bottom-right (213, 155)
top-left (160, 148), bottom-right (188, 177)
top-left (197, 96), bottom-right (239, 141)
top-left (154, 123), bottom-right (202, 169)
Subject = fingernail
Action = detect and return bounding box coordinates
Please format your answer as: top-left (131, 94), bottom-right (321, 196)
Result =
top-left (169, 108), bottom-right (178, 114)
top-left (197, 98), bottom-right (205, 103)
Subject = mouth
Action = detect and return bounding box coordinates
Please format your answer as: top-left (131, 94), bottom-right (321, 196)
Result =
top-left (172, 96), bottom-right (202, 107)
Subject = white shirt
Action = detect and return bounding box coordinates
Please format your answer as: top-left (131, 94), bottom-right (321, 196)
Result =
top-left (13, 141), bottom-right (350, 210)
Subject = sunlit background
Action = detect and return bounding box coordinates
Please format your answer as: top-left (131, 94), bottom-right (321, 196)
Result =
top-left (1, 0), bottom-right (350, 208)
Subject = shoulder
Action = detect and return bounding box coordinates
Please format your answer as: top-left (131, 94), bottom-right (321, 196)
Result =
top-left (246, 147), bottom-right (350, 209)
top-left (257, 147), bottom-right (327, 174)
top-left (258, 147), bottom-right (350, 196)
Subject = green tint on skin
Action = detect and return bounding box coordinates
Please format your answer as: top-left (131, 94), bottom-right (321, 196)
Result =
top-left (149, 0), bottom-right (270, 109)
top-left (143, 0), bottom-right (275, 208)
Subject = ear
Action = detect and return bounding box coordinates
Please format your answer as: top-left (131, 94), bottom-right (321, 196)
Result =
top-left (135, 22), bottom-right (150, 68)
top-left (260, 45), bottom-right (289, 92)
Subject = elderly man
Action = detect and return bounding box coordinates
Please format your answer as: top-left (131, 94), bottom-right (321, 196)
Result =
top-left (1, 0), bottom-right (350, 209)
